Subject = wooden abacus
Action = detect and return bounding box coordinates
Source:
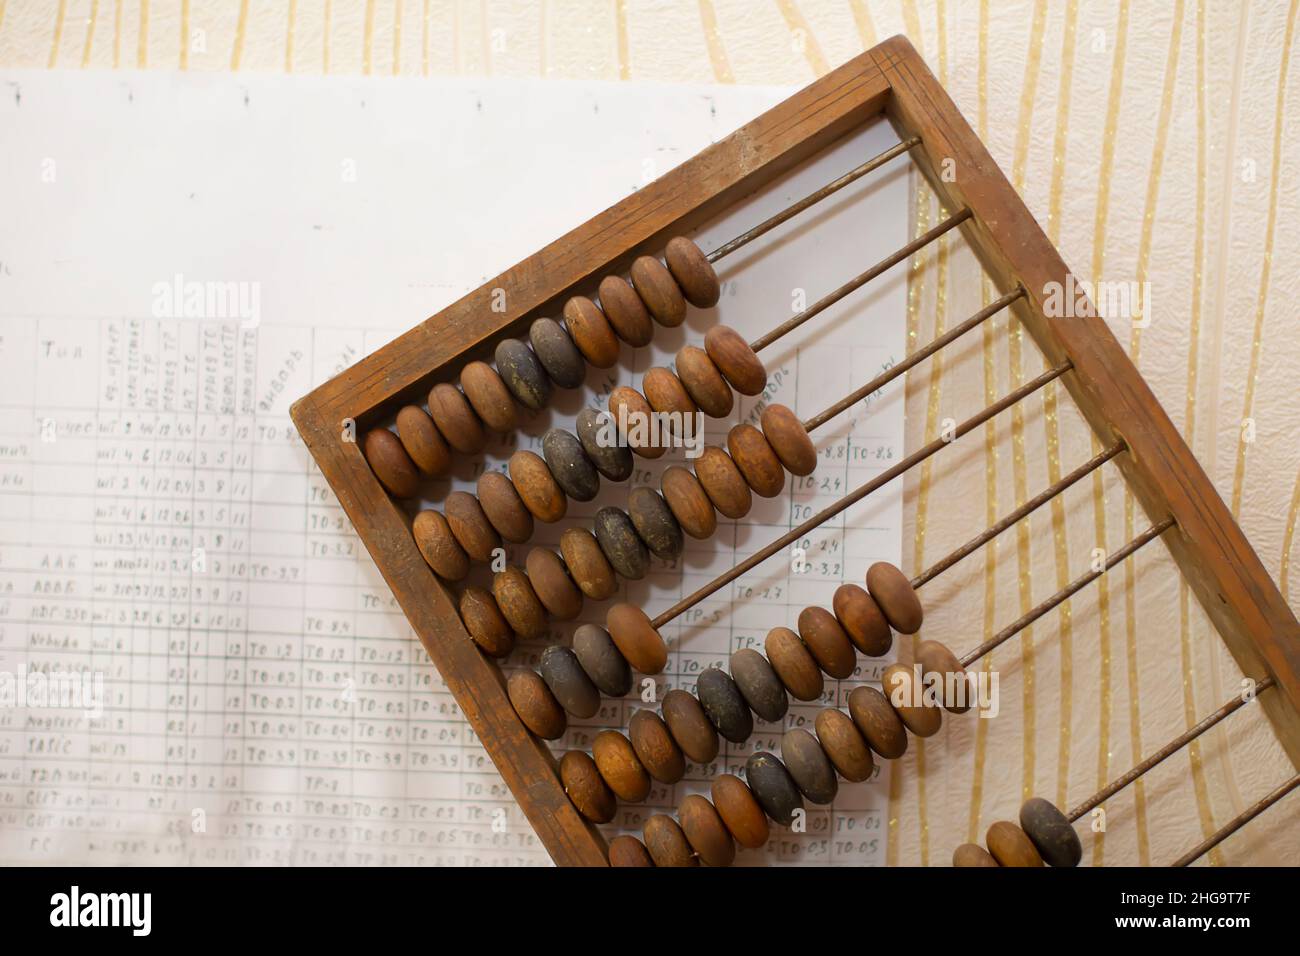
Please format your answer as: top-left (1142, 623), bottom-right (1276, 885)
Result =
top-left (291, 35), bottom-right (1300, 867)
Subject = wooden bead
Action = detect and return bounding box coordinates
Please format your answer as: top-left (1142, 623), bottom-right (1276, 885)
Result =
top-left (607, 835), bottom-right (654, 867)
top-left (727, 424), bottom-right (785, 498)
top-left (764, 626), bottom-right (824, 701)
top-left (730, 648), bottom-right (788, 723)
top-left (697, 667), bottom-right (753, 743)
top-left (675, 345), bottom-right (734, 418)
top-left (847, 685), bottom-right (908, 759)
top-left (525, 547), bottom-right (582, 621)
top-left (711, 774), bottom-right (769, 849)
top-left (881, 663), bottom-right (941, 737)
top-left (704, 325), bottom-right (766, 396)
top-left (508, 450), bottom-right (567, 523)
top-left (559, 528), bottom-right (617, 601)
top-left (460, 360), bottom-right (517, 433)
top-left (593, 730), bottom-right (650, 802)
top-left (642, 366), bottom-right (698, 431)
top-left (986, 821), bottom-right (1045, 867)
top-left (539, 645), bottom-right (599, 718)
top-left (529, 316), bottom-right (586, 389)
top-left (643, 814), bottom-right (697, 867)
top-left (660, 466), bottom-right (716, 539)
top-left (629, 709), bottom-right (685, 784)
top-left (916, 639), bottom-right (971, 714)
top-left (797, 606), bottom-right (856, 679)
top-left (679, 794), bottom-right (735, 867)
top-left (760, 403), bottom-right (817, 476)
top-left (598, 275), bottom-right (654, 347)
top-left (1019, 797), bottom-right (1082, 867)
top-left (693, 445), bottom-right (752, 519)
top-left (608, 385), bottom-right (665, 459)
top-left (665, 236), bottom-right (720, 308)
top-left (782, 728), bottom-right (838, 804)
top-left (563, 296), bottom-right (620, 369)
top-left (575, 407), bottom-right (634, 482)
top-left (661, 688), bottom-right (718, 764)
top-left (630, 255), bottom-right (687, 327)
top-left (458, 586), bottom-right (514, 658)
top-left (443, 490), bottom-right (500, 562)
top-left (412, 510), bottom-right (470, 581)
top-left (492, 566), bottom-right (549, 640)
top-left (541, 428), bottom-right (600, 502)
top-left (833, 583), bottom-right (892, 657)
top-left (572, 624), bottom-right (632, 697)
top-left (606, 603), bottom-right (667, 675)
top-left (814, 708), bottom-right (874, 782)
top-left (866, 561), bottom-right (924, 633)
top-left (507, 670), bottom-right (565, 740)
top-left (363, 428), bottom-right (420, 498)
top-left (745, 752), bottom-right (802, 826)
top-left (494, 338), bottom-right (552, 411)
top-left (594, 507), bottom-right (649, 580)
top-left (952, 843), bottom-right (999, 867)
top-left (427, 383), bottom-right (486, 455)
top-left (477, 470), bottom-right (534, 544)
top-left (627, 486), bottom-right (683, 560)
top-left (560, 751), bottom-right (615, 824)
top-left (395, 405), bottom-right (450, 476)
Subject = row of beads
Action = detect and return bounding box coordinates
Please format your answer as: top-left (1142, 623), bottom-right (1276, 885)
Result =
top-left (361, 236), bottom-right (720, 500)
top-left (952, 797), bottom-right (1082, 867)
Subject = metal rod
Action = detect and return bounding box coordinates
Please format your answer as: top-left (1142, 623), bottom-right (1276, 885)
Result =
top-left (1171, 771), bottom-right (1299, 866)
top-left (649, 362), bottom-right (1071, 630)
top-left (706, 137), bottom-right (922, 264)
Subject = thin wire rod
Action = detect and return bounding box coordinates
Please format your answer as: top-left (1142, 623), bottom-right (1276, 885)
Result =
top-left (706, 137), bottom-right (922, 264)
top-left (1067, 677), bottom-right (1276, 824)
top-left (957, 516), bottom-right (1175, 669)
top-left (749, 208), bottom-right (973, 354)
top-left (649, 361), bottom-right (1071, 630)
top-left (911, 440), bottom-right (1126, 590)
top-left (802, 287), bottom-right (1025, 433)
top-left (1171, 771), bottom-right (1299, 867)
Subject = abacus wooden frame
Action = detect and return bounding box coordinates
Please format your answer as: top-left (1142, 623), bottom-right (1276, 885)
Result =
top-left (289, 35), bottom-right (1300, 867)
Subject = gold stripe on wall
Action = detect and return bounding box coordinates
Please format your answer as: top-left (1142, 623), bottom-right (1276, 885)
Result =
top-left (697, 1), bottom-right (734, 84)
top-left (231, 0), bottom-right (250, 70)
top-left (393, 0), bottom-right (403, 76)
top-left (1282, 470), bottom-right (1300, 600)
top-left (776, 0), bottom-right (829, 77)
top-left (286, 0), bottom-right (297, 73)
top-left (48, 0), bottom-right (67, 68)
top-left (616, 0), bottom-right (630, 80)
top-left (81, 0), bottom-right (99, 68)
top-left (179, 0), bottom-right (188, 69)
top-left (848, 0), bottom-right (877, 48)
top-left (137, 0), bottom-right (147, 68)
top-left (363, 0), bottom-right (376, 74)
top-left (323, 0), bottom-right (332, 72)
top-left (112, 0), bottom-right (121, 67)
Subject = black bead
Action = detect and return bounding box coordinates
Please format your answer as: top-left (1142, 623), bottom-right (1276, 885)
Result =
top-left (697, 667), bottom-right (752, 743)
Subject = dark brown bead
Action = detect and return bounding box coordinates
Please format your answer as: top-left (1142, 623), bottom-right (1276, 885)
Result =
top-left (593, 730), bottom-right (650, 802)
top-left (575, 406), bottom-right (634, 482)
top-left (986, 821), bottom-right (1045, 867)
top-left (607, 835), bottom-right (654, 867)
top-left (525, 547), bottom-right (582, 621)
top-left (541, 428), bottom-right (600, 502)
top-left (797, 606), bottom-right (856, 679)
top-left (730, 648), bottom-right (788, 723)
top-left (629, 709), bottom-right (685, 784)
top-left (882, 662), bottom-right (942, 737)
top-left (598, 275), bottom-right (654, 347)
top-left (608, 386), bottom-right (665, 459)
top-left (444, 490), bottom-right (500, 562)
top-left (460, 360), bottom-right (517, 433)
top-left (760, 403), bottom-right (817, 476)
top-left (627, 486), bottom-right (683, 560)
top-left (765, 626), bottom-right (824, 701)
top-left (477, 470), bottom-right (534, 544)
top-left (507, 670), bottom-right (565, 740)
top-left (539, 645), bottom-right (599, 718)
top-left (665, 236), bottom-right (720, 308)
top-left (675, 345), bottom-right (734, 418)
top-left (630, 255), bottom-right (686, 327)
top-left (458, 586), bottom-right (514, 658)
top-left (711, 774), bottom-right (769, 849)
top-left (916, 639), bottom-right (972, 714)
top-left (745, 752), bottom-right (802, 826)
top-left (427, 383), bottom-right (486, 455)
top-left (847, 685), bottom-right (908, 759)
top-left (782, 728), bottom-right (837, 804)
top-left (363, 428), bottom-right (420, 498)
top-left (952, 843), bottom-right (999, 867)
top-left (814, 708), bottom-right (874, 782)
top-left (606, 603), bottom-right (667, 675)
top-left (704, 325), bottom-right (766, 396)
top-left (559, 528), bottom-right (617, 601)
top-left (642, 366), bottom-right (698, 433)
top-left (643, 814), bottom-right (697, 867)
top-left (563, 296), bottom-right (619, 369)
top-left (560, 751), bottom-right (615, 823)
top-left (697, 667), bottom-right (752, 743)
top-left (866, 561), bottom-right (924, 634)
top-left (492, 566), bottom-right (549, 640)
top-left (660, 465), bottom-right (716, 539)
top-left (1019, 797), bottom-right (1082, 867)
top-left (412, 510), bottom-right (469, 581)
top-left (572, 624), bottom-right (632, 697)
top-left (594, 507), bottom-right (649, 580)
top-left (508, 450), bottom-right (567, 523)
top-left (661, 688), bottom-right (718, 764)
top-left (530, 316), bottom-right (587, 389)
top-left (693, 445), bottom-right (752, 519)
top-left (833, 584), bottom-right (892, 657)
top-left (727, 424), bottom-right (785, 498)
top-left (395, 405), bottom-right (450, 476)
top-left (679, 794), bottom-right (735, 867)
top-left (494, 338), bottom-right (552, 411)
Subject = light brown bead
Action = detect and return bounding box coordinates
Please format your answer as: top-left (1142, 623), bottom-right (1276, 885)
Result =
top-left (665, 236), bottom-right (720, 308)
top-left (525, 547), bottom-right (582, 621)
top-left (765, 626), bottom-right (824, 701)
top-left (598, 275), bottom-right (654, 347)
top-left (675, 345), bottom-right (734, 419)
top-left (608, 835), bottom-right (654, 867)
top-left (559, 528), bottom-right (617, 601)
top-left (814, 708), bottom-right (874, 782)
top-left (606, 603), bottom-right (668, 675)
top-left (443, 490), bottom-right (500, 562)
top-left (459, 360), bottom-right (517, 433)
top-left (412, 510), bottom-right (469, 581)
top-left (693, 445), bottom-right (752, 519)
top-left (493, 566), bottom-right (549, 640)
top-left (427, 383), bottom-right (486, 455)
top-left (711, 773), bottom-right (770, 849)
top-left (833, 584), bottom-right (892, 657)
top-left (593, 730), bottom-right (651, 803)
top-left (661, 688), bottom-right (719, 765)
top-left (642, 367), bottom-right (698, 433)
top-left (847, 685), bottom-right (908, 759)
top-left (882, 663), bottom-right (942, 737)
top-left (563, 296), bottom-right (620, 369)
top-left (797, 606), bottom-right (856, 680)
top-left (704, 325), bottom-right (766, 396)
top-left (607, 386), bottom-right (665, 459)
top-left (630, 255), bottom-right (687, 327)
top-left (953, 843), bottom-right (999, 867)
top-left (916, 639), bottom-right (971, 714)
top-left (507, 670), bottom-right (565, 740)
top-left (457, 586), bottom-right (514, 657)
top-left (760, 404), bottom-right (817, 477)
top-left (395, 406), bottom-right (450, 477)
top-left (508, 450), bottom-right (567, 523)
top-left (986, 821), bottom-right (1045, 867)
top-left (866, 561), bottom-right (924, 634)
top-left (660, 466), bottom-right (716, 540)
top-left (363, 428), bottom-right (420, 499)
top-left (679, 794), bottom-right (735, 867)
top-left (727, 424), bottom-right (785, 498)
top-left (560, 751), bottom-right (616, 824)
top-left (629, 709), bottom-right (685, 784)
top-left (476, 470), bottom-right (534, 544)
top-left (643, 814), bottom-right (697, 867)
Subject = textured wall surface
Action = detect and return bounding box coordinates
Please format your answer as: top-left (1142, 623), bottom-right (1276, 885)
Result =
top-left (3, 0), bottom-right (1297, 866)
